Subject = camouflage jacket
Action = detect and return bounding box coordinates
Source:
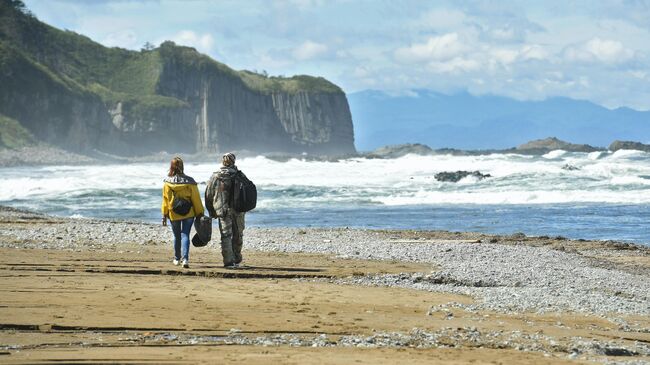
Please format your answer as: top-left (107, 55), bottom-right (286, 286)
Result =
top-left (205, 165), bottom-right (245, 218)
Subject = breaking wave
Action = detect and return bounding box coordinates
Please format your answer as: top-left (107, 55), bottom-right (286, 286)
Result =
top-left (3, 150), bottom-right (650, 244)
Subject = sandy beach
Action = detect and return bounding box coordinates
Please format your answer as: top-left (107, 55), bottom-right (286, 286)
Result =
top-left (0, 206), bottom-right (649, 364)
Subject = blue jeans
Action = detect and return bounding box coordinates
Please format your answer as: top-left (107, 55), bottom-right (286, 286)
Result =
top-left (170, 217), bottom-right (194, 261)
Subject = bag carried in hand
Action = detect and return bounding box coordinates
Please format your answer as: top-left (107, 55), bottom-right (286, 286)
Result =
top-left (171, 190), bottom-right (193, 215)
top-left (191, 215), bottom-right (212, 247)
top-left (233, 170), bottom-right (257, 212)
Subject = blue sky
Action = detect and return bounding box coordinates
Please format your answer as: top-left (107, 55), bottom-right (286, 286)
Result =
top-left (23, 0), bottom-right (650, 110)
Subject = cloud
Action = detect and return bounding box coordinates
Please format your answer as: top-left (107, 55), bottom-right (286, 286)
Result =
top-left (519, 44), bottom-right (548, 61)
top-left (102, 29), bottom-right (137, 49)
top-left (292, 40), bottom-right (328, 61)
top-left (394, 33), bottom-right (466, 63)
top-left (166, 30), bottom-right (215, 54)
top-left (490, 48), bottom-right (520, 65)
top-left (415, 8), bottom-right (467, 30)
top-left (427, 57), bottom-right (481, 73)
top-left (564, 37), bottom-right (635, 65)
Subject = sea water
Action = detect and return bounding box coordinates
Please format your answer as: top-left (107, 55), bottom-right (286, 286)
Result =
top-left (3, 149), bottom-right (650, 246)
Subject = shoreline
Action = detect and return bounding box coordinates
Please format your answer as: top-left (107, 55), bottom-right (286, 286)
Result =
top-left (3, 204), bottom-right (648, 250)
top-left (1, 206), bottom-right (649, 363)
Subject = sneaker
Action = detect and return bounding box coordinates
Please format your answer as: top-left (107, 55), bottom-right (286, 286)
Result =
top-left (181, 259), bottom-right (189, 268)
top-left (173, 258), bottom-right (180, 266)
top-left (224, 263), bottom-right (236, 269)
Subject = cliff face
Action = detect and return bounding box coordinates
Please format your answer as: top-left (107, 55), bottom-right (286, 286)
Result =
top-left (271, 91), bottom-right (355, 153)
top-left (0, 42), bottom-right (127, 154)
top-left (0, 2), bottom-right (356, 156)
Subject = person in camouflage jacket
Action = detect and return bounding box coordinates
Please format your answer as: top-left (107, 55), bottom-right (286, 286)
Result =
top-left (205, 153), bottom-right (246, 268)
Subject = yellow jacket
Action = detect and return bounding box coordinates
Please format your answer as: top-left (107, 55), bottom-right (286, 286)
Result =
top-left (161, 174), bottom-right (205, 221)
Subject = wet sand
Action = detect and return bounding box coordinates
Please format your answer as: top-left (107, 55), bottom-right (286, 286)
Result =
top-left (0, 207), bottom-right (649, 364)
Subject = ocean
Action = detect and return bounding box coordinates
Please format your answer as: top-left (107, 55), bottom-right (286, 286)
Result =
top-left (3, 149), bottom-right (650, 246)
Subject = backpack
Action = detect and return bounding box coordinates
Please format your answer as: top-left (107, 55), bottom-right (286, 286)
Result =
top-left (171, 190), bottom-right (192, 215)
top-left (232, 170), bottom-right (257, 212)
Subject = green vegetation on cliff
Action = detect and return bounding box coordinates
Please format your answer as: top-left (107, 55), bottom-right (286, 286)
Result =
top-left (0, 0), bottom-right (341, 106)
top-left (0, 114), bottom-right (34, 149)
top-left (240, 72), bottom-right (343, 94)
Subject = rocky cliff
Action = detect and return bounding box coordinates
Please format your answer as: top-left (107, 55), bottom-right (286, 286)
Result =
top-left (0, 2), bottom-right (355, 156)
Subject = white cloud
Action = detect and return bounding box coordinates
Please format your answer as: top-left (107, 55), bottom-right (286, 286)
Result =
top-left (102, 29), bottom-right (137, 49)
top-left (416, 8), bottom-right (467, 30)
top-left (490, 48), bottom-right (519, 65)
top-left (564, 37), bottom-right (634, 64)
top-left (489, 26), bottom-right (517, 41)
top-left (428, 57), bottom-right (481, 73)
top-left (584, 38), bottom-right (634, 63)
top-left (167, 30), bottom-right (215, 54)
top-left (394, 33), bottom-right (466, 63)
top-left (292, 40), bottom-right (328, 61)
top-left (519, 44), bottom-right (548, 61)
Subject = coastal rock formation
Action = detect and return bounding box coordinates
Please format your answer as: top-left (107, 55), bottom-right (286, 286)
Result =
top-left (366, 143), bottom-right (433, 158)
top-left (0, 2), bottom-right (355, 156)
top-left (516, 137), bottom-right (601, 154)
top-left (434, 171), bottom-right (491, 183)
top-left (609, 140), bottom-right (650, 153)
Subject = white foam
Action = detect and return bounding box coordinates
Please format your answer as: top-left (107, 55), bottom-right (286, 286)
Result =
top-left (3, 152), bottom-right (650, 207)
top-left (610, 175), bottom-right (650, 186)
top-left (611, 149), bottom-right (648, 159)
top-left (588, 151), bottom-right (606, 160)
top-left (542, 150), bottom-right (567, 159)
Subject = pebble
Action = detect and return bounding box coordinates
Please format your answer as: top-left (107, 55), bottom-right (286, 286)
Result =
top-left (2, 211), bottom-right (649, 345)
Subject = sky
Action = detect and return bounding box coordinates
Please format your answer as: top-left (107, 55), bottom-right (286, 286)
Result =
top-left (23, 0), bottom-right (650, 111)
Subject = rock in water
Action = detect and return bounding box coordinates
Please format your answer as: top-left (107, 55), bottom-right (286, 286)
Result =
top-left (609, 140), bottom-right (650, 152)
top-left (516, 137), bottom-right (601, 153)
top-left (561, 164), bottom-right (580, 171)
top-left (434, 171), bottom-right (491, 183)
top-left (366, 143), bottom-right (433, 158)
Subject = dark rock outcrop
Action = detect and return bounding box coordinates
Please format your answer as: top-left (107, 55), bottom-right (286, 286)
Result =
top-left (434, 171), bottom-right (492, 183)
top-left (561, 164), bottom-right (580, 171)
top-left (516, 137), bottom-right (601, 154)
top-left (609, 140), bottom-right (650, 153)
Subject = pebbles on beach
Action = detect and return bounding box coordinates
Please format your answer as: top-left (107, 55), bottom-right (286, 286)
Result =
top-left (1, 210), bottom-right (649, 318)
top-left (245, 228), bottom-right (650, 317)
top-left (2, 208), bottom-right (650, 362)
top-left (68, 327), bottom-right (648, 360)
top-left (0, 213), bottom-right (650, 315)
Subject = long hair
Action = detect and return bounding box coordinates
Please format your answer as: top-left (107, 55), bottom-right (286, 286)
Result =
top-left (168, 156), bottom-right (184, 177)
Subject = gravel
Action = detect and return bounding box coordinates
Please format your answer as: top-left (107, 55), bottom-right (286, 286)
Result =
top-left (2, 211), bottom-right (649, 317)
top-left (3, 209), bottom-right (650, 362)
top-left (6, 328), bottom-right (648, 362)
top-left (245, 228), bottom-right (650, 317)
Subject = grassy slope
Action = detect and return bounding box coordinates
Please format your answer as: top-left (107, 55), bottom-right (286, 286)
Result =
top-left (0, 114), bottom-right (34, 149)
top-left (0, 1), bottom-right (341, 104)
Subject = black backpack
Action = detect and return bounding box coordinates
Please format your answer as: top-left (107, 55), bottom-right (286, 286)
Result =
top-left (232, 170), bottom-right (257, 212)
top-left (171, 190), bottom-right (192, 215)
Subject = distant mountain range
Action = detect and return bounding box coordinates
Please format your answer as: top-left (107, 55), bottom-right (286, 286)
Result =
top-left (348, 90), bottom-right (650, 151)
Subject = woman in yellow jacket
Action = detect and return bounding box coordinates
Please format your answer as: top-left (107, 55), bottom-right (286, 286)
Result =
top-left (162, 157), bottom-right (204, 268)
